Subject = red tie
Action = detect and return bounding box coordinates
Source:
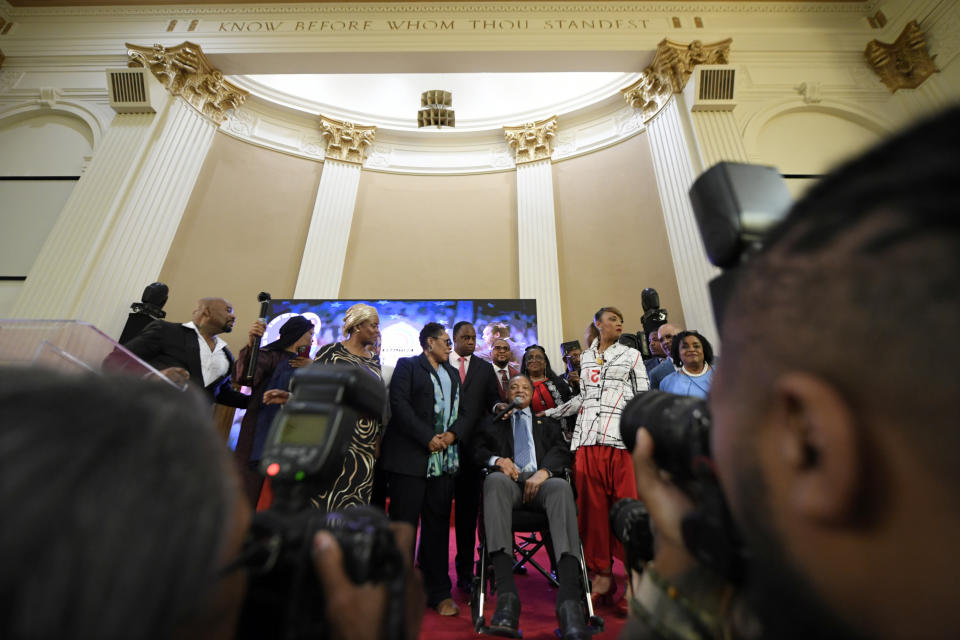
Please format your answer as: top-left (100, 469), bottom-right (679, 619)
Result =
top-left (499, 368), bottom-right (508, 391)
top-left (458, 356), bottom-right (466, 383)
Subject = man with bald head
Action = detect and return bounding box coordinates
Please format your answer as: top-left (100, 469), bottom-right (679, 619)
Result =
top-left (119, 296), bottom-right (251, 408)
top-left (647, 323), bottom-right (681, 390)
top-left (489, 338), bottom-right (520, 402)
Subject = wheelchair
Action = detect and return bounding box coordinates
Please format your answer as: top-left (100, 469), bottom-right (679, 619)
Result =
top-left (469, 467), bottom-right (604, 638)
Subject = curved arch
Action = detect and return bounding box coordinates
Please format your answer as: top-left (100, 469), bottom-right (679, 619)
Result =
top-left (0, 99), bottom-right (112, 150)
top-left (741, 99), bottom-right (891, 164)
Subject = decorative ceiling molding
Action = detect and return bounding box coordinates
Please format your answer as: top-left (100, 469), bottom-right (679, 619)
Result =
top-left (503, 116), bottom-right (557, 164)
top-left (218, 90), bottom-right (647, 174)
top-left (5, 3), bottom-right (874, 18)
top-left (229, 72), bottom-right (641, 133)
top-left (318, 115), bottom-right (376, 164)
top-left (865, 20), bottom-right (938, 93)
top-left (621, 37), bottom-right (731, 119)
top-left (127, 41), bottom-right (248, 123)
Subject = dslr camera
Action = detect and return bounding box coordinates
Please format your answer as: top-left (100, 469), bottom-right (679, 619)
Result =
top-left (236, 364), bottom-right (406, 640)
top-left (611, 163), bottom-right (794, 583)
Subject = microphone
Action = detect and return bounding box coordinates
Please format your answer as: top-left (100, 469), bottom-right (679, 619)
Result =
top-left (243, 292), bottom-right (271, 386)
top-left (493, 396), bottom-right (523, 421)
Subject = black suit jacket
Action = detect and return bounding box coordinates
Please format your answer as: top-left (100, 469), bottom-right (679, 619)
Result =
top-left (380, 353), bottom-right (471, 478)
top-left (119, 320), bottom-right (249, 408)
top-left (455, 355), bottom-right (502, 453)
top-left (473, 410), bottom-right (572, 478)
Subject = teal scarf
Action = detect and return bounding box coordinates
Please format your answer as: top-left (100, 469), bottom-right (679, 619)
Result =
top-left (426, 367), bottom-right (460, 478)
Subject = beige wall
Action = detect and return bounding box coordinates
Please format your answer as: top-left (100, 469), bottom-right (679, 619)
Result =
top-left (554, 133), bottom-right (684, 344)
top-left (340, 170), bottom-right (518, 299)
top-left (159, 132), bottom-right (322, 353)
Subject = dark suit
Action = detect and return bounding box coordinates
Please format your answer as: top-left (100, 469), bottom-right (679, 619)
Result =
top-left (473, 410), bottom-right (579, 563)
top-left (451, 355), bottom-right (502, 585)
top-left (118, 320), bottom-right (249, 408)
top-left (380, 353), bottom-right (471, 607)
top-left (492, 363), bottom-right (521, 402)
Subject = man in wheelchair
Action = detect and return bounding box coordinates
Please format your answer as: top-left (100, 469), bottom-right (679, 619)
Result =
top-left (474, 375), bottom-right (591, 640)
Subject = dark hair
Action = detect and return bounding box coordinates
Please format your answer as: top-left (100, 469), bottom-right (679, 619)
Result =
top-left (520, 345), bottom-right (561, 381)
top-left (670, 330), bottom-right (715, 367)
top-left (584, 306), bottom-right (624, 348)
top-left (723, 106), bottom-right (960, 486)
top-left (452, 321), bottom-right (473, 338)
top-left (0, 369), bottom-right (236, 639)
top-left (419, 321), bottom-right (446, 348)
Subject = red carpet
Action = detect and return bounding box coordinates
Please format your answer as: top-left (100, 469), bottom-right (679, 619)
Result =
top-left (418, 528), bottom-right (628, 640)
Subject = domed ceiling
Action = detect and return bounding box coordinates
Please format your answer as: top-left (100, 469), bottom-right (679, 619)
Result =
top-left (230, 72), bottom-right (641, 131)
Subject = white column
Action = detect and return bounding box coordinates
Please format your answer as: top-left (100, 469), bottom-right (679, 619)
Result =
top-left (688, 110), bottom-right (750, 168)
top-left (11, 107), bottom-right (168, 320)
top-left (516, 159), bottom-right (563, 368)
top-left (71, 97), bottom-right (219, 337)
top-left (293, 158), bottom-right (362, 299)
top-left (646, 97), bottom-right (721, 347)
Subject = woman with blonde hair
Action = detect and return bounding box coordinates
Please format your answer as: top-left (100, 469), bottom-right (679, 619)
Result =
top-left (543, 306), bottom-right (649, 612)
top-left (311, 303), bottom-right (384, 511)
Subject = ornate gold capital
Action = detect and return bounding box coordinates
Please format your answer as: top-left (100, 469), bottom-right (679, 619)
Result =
top-left (503, 116), bottom-right (557, 164)
top-left (865, 21), bottom-right (938, 93)
top-left (319, 116), bottom-right (376, 164)
top-left (126, 41), bottom-right (248, 125)
top-left (621, 38), bottom-right (732, 121)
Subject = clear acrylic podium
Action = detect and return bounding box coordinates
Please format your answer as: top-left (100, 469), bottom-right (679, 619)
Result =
top-left (0, 319), bottom-right (180, 389)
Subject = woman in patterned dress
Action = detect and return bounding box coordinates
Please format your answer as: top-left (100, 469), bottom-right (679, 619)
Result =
top-left (311, 303), bottom-right (384, 512)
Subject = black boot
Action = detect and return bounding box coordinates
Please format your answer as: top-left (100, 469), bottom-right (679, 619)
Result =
top-left (556, 600), bottom-right (590, 640)
top-left (489, 592), bottom-right (521, 636)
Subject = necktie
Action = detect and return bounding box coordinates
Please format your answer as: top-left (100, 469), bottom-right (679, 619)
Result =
top-left (499, 369), bottom-right (509, 392)
top-left (458, 356), bottom-right (466, 383)
top-left (513, 412), bottom-right (533, 471)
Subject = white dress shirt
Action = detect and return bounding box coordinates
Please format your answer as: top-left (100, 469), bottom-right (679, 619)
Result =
top-left (182, 321), bottom-right (229, 387)
top-left (449, 352), bottom-right (472, 380)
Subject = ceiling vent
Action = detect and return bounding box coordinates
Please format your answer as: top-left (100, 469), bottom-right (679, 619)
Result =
top-left (106, 68), bottom-right (162, 114)
top-left (685, 65), bottom-right (737, 111)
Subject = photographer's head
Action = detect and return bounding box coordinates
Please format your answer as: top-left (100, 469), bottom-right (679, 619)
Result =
top-left (0, 369), bottom-right (249, 640)
top-left (710, 107), bottom-right (960, 639)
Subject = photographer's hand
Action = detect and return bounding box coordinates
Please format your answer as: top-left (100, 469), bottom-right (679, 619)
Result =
top-left (313, 523), bottom-right (425, 640)
top-left (632, 427), bottom-right (698, 578)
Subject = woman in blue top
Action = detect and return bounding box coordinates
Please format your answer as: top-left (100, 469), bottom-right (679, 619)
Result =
top-left (660, 330), bottom-right (715, 399)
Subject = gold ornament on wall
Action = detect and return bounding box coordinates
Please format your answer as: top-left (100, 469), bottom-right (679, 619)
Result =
top-left (319, 116), bottom-right (376, 164)
top-left (126, 41), bottom-right (248, 125)
top-left (503, 116), bottom-right (558, 164)
top-left (865, 21), bottom-right (938, 93)
top-left (621, 37), bottom-right (732, 121)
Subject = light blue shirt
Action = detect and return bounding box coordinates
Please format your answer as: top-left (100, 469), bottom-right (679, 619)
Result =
top-left (436, 365), bottom-right (453, 431)
top-left (660, 366), bottom-right (715, 399)
top-left (489, 407), bottom-right (538, 472)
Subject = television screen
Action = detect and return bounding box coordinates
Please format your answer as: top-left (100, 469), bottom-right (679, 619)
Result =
top-left (265, 298), bottom-right (538, 368)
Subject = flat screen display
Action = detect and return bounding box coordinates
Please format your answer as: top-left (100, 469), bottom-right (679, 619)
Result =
top-left (264, 299), bottom-right (538, 369)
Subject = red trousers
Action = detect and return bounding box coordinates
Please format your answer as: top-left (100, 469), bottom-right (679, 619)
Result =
top-left (573, 445), bottom-right (639, 574)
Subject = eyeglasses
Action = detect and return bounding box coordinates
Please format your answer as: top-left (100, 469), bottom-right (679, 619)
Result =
top-left (524, 353), bottom-right (545, 361)
top-left (431, 336), bottom-right (452, 346)
top-left (492, 345), bottom-right (511, 351)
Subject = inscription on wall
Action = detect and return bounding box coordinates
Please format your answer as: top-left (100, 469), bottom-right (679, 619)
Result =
top-left (213, 17), bottom-right (660, 34)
